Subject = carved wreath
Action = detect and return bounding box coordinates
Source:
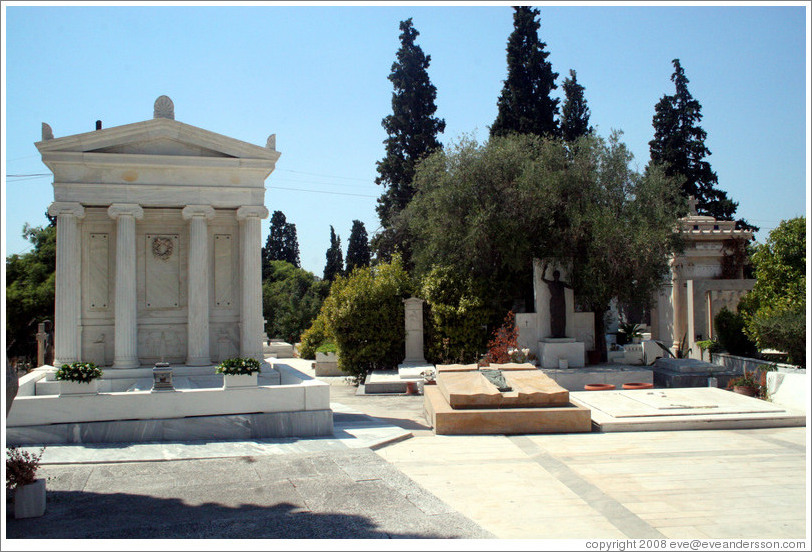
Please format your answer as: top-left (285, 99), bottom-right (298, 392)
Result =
top-left (151, 237), bottom-right (174, 261)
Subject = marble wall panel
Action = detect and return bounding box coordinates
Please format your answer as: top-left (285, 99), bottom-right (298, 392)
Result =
top-left (87, 233), bottom-right (110, 310)
top-left (214, 234), bottom-right (233, 308)
top-left (145, 233), bottom-right (180, 309)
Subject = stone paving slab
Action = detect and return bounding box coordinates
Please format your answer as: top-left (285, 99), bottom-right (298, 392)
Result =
top-left (18, 402), bottom-right (411, 465)
top-left (6, 449), bottom-right (492, 539)
top-left (570, 387), bottom-right (806, 431)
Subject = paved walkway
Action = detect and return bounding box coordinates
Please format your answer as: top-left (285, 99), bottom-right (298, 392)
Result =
top-left (5, 358), bottom-right (809, 541)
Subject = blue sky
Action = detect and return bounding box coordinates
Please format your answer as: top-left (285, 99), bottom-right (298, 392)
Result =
top-left (3, 2), bottom-right (809, 276)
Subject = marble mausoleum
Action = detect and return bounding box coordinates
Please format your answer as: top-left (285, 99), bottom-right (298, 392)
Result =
top-left (36, 96), bottom-right (278, 368)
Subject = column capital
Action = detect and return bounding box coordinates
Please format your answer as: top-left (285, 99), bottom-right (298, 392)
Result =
top-left (236, 205), bottom-right (269, 220)
top-left (182, 205), bottom-right (215, 220)
top-left (48, 202), bottom-right (85, 219)
top-left (108, 203), bottom-right (144, 220)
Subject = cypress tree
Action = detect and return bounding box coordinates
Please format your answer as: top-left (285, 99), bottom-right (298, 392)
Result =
top-left (560, 69), bottom-right (592, 142)
top-left (345, 220), bottom-right (371, 275)
top-left (649, 59), bottom-right (755, 230)
top-left (491, 6), bottom-right (559, 138)
top-left (374, 18), bottom-right (446, 262)
top-left (262, 211), bottom-right (300, 279)
top-left (323, 226), bottom-right (344, 282)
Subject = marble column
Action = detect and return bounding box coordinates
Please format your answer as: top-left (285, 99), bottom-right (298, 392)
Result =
top-left (47, 202), bottom-right (85, 366)
top-left (236, 206), bottom-right (269, 361)
top-left (108, 204), bottom-right (144, 368)
top-left (671, 262), bottom-right (686, 352)
top-left (182, 205), bottom-right (215, 366)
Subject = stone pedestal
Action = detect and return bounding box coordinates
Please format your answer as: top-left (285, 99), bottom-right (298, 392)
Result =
top-left (402, 297), bottom-right (426, 363)
top-left (538, 338), bottom-right (585, 369)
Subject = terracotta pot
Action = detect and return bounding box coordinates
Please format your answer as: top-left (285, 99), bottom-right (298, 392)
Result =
top-left (622, 382), bottom-right (654, 390)
top-left (733, 385), bottom-right (759, 397)
top-left (584, 383), bottom-right (616, 391)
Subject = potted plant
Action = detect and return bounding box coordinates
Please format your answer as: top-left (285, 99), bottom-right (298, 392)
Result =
top-left (728, 372), bottom-right (761, 397)
top-left (217, 357), bottom-right (261, 388)
top-left (617, 322), bottom-right (642, 346)
top-left (6, 446), bottom-right (47, 519)
top-left (314, 342), bottom-right (342, 376)
top-left (55, 361), bottom-right (103, 395)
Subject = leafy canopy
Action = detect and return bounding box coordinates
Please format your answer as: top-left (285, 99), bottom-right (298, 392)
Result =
top-left (345, 219), bottom-right (371, 275)
top-left (323, 226), bottom-right (344, 282)
top-left (262, 210), bottom-right (300, 276)
top-left (262, 261), bottom-right (328, 344)
top-left (401, 132), bottom-right (683, 357)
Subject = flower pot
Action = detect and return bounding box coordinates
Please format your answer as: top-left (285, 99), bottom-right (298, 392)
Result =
top-left (223, 373), bottom-right (258, 389)
top-left (733, 385), bottom-right (758, 397)
top-left (14, 478), bottom-right (46, 519)
top-left (622, 382), bottom-right (654, 390)
top-left (584, 383), bottom-right (616, 391)
top-left (59, 380), bottom-right (99, 396)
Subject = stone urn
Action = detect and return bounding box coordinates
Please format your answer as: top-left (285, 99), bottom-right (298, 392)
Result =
top-left (13, 479), bottom-right (47, 519)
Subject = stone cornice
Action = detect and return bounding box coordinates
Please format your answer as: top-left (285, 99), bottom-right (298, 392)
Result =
top-left (107, 203), bottom-right (144, 220)
top-left (182, 205), bottom-right (216, 220)
top-left (47, 201), bottom-right (85, 218)
top-left (236, 206), bottom-right (269, 220)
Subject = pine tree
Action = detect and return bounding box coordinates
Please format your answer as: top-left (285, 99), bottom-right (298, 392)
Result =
top-left (560, 69), bottom-right (592, 142)
top-left (345, 220), bottom-right (371, 275)
top-left (491, 6), bottom-right (559, 138)
top-left (649, 59), bottom-right (754, 230)
top-left (262, 211), bottom-right (300, 279)
top-left (374, 18), bottom-right (446, 262)
top-left (323, 226), bottom-right (344, 282)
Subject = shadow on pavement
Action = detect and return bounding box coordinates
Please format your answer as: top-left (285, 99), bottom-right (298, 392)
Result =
top-left (6, 490), bottom-right (452, 539)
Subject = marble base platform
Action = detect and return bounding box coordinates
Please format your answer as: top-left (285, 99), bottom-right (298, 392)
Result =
top-left (424, 386), bottom-right (591, 435)
top-left (538, 338), bottom-right (585, 369)
top-left (6, 409), bottom-right (333, 445)
top-left (364, 370), bottom-right (423, 394)
top-left (570, 387), bottom-right (806, 432)
top-left (651, 358), bottom-right (742, 388)
top-left (541, 365), bottom-right (654, 391)
top-left (397, 362), bottom-right (434, 379)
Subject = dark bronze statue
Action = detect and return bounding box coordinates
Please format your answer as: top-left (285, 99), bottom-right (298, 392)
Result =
top-left (541, 269), bottom-right (572, 338)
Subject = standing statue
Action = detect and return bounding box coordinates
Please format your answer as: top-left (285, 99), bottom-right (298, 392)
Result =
top-left (541, 268), bottom-right (572, 339)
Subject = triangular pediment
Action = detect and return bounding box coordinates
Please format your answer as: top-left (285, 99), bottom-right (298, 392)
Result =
top-left (87, 138), bottom-right (235, 158)
top-left (36, 117), bottom-right (280, 162)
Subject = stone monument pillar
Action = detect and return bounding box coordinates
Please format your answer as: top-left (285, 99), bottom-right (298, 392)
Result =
top-left (109, 203), bottom-right (144, 368)
top-left (236, 205), bottom-right (269, 361)
top-left (48, 202), bottom-right (85, 366)
top-left (403, 297), bottom-right (426, 363)
top-left (534, 260), bottom-right (585, 369)
top-left (183, 205), bottom-right (215, 365)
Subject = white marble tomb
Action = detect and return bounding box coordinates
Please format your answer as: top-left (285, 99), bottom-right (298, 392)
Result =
top-left (37, 96), bottom-right (279, 368)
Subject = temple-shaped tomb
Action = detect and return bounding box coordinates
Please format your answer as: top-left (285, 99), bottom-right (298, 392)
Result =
top-left (7, 97), bottom-right (332, 445)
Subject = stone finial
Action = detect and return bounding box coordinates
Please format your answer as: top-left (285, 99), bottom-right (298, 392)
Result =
top-left (687, 195), bottom-right (697, 216)
top-left (42, 122), bottom-right (54, 141)
top-left (153, 95), bottom-right (175, 119)
top-left (266, 134), bottom-right (276, 150)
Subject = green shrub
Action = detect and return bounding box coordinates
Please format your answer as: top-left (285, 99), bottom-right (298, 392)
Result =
top-left (748, 307), bottom-right (806, 367)
top-left (299, 311), bottom-right (331, 360)
top-left (216, 357), bottom-right (261, 376)
top-left (714, 307), bottom-right (758, 357)
top-left (420, 266), bottom-right (491, 364)
top-left (315, 342), bottom-right (337, 354)
top-left (55, 362), bottom-right (103, 383)
top-left (262, 261), bottom-right (329, 344)
top-left (322, 256), bottom-right (412, 380)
